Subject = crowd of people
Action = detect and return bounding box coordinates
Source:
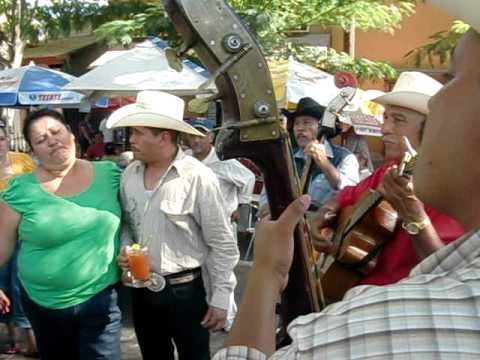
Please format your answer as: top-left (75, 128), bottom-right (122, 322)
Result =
top-left (0, 0), bottom-right (478, 359)
top-left (0, 90), bottom-right (256, 359)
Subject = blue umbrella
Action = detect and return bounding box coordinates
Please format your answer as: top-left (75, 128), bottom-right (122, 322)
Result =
top-left (0, 64), bottom-right (107, 107)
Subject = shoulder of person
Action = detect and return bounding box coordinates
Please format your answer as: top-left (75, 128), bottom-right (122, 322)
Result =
top-left (329, 141), bottom-right (354, 158)
top-left (121, 160), bottom-right (142, 179)
top-left (178, 155), bottom-right (219, 184)
top-left (12, 152), bottom-right (36, 172)
top-left (179, 154), bottom-right (212, 174)
top-left (1, 171), bottom-right (34, 201)
top-left (92, 160), bottom-right (120, 173)
top-left (9, 151), bottom-right (32, 162)
top-left (222, 158), bottom-right (254, 176)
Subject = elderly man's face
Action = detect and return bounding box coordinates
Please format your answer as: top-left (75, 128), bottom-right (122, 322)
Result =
top-left (414, 30), bottom-right (480, 227)
top-left (185, 132), bottom-right (213, 159)
top-left (293, 115), bottom-right (319, 149)
top-left (381, 105), bottom-right (425, 161)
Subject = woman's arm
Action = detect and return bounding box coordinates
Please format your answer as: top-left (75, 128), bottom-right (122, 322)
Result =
top-left (0, 201), bottom-right (20, 266)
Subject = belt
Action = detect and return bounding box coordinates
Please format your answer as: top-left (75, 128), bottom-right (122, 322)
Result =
top-left (165, 268), bottom-right (201, 286)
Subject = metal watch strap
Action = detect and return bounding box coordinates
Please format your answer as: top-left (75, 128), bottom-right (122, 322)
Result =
top-left (402, 217), bottom-right (431, 235)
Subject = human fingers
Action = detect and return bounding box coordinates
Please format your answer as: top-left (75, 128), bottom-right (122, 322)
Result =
top-left (275, 195), bottom-right (311, 234)
top-left (117, 254), bottom-right (129, 270)
top-left (312, 227), bottom-right (336, 254)
top-left (117, 246), bottom-right (131, 269)
top-left (200, 308), bottom-right (213, 328)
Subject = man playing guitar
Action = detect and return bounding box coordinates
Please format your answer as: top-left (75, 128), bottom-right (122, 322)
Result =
top-left (311, 71), bottom-right (464, 289)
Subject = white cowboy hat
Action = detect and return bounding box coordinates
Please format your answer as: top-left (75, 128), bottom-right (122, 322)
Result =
top-left (372, 71), bottom-right (442, 115)
top-left (107, 90), bottom-right (204, 136)
top-left (432, 0), bottom-right (480, 33)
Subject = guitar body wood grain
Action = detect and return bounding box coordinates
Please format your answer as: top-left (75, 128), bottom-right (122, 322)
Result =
top-left (321, 190), bottom-right (399, 303)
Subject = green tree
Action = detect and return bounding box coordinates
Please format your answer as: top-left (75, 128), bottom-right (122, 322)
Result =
top-left (95, 0), bottom-right (421, 81)
top-left (0, 0), bottom-right (150, 68)
top-left (407, 20), bottom-right (469, 67)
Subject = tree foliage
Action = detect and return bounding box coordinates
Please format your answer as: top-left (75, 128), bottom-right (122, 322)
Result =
top-left (407, 20), bottom-right (470, 67)
top-left (95, 0), bottom-right (422, 81)
top-left (0, 0), bottom-right (152, 68)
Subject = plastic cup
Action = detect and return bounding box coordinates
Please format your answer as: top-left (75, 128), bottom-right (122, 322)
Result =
top-left (127, 245), bottom-right (150, 282)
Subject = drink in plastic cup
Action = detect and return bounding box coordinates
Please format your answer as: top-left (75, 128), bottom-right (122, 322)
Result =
top-left (127, 244), bottom-right (150, 282)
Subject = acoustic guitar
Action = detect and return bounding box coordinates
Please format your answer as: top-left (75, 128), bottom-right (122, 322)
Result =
top-left (319, 138), bottom-right (417, 303)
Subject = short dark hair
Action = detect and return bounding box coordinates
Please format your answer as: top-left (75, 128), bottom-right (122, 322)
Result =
top-left (147, 128), bottom-right (178, 144)
top-left (23, 108), bottom-right (69, 147)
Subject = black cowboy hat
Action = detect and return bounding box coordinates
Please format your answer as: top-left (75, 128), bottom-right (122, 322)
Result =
top-left (281, 97), bottom-right (326, 123)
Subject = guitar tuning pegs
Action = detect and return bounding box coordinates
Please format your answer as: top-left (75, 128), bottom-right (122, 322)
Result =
top-left (222, 34), bottom-right (243, 53)
top-left (165, 48), bottom-right (183, 72)
top-left (253, 101), bottom-right (271, 118)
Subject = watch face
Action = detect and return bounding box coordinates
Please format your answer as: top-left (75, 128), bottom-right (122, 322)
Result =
top-left (405, 223), bottom-right (419, 235)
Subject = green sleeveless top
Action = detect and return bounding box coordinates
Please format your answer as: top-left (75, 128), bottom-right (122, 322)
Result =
top-left (1, 161), bottom-right (121, 309)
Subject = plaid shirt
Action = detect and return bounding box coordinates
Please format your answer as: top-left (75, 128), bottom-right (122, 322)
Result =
top-left (214, 229), bottom-right (480, 359)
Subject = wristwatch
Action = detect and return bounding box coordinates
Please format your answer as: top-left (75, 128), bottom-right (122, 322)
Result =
top-left (402, 217), bottom-right (431, 235)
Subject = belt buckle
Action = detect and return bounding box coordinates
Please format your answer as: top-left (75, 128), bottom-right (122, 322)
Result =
top-left (147, 273), bottom-right (166, 292)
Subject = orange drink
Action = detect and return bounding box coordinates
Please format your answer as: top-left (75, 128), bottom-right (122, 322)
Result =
top-left (127, 245), bottom-right (150, 281)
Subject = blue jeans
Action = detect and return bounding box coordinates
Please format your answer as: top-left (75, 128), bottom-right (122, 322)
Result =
top-left (21, 284), bottom-right (121, 360)
top-left (0, 245), bottom-right (31, 328)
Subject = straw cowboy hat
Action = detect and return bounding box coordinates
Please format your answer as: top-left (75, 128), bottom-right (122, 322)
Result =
top-left (372, 71), bottom-right (442, 115)
top-left (107, 90), bottom-right (204, 136)
top-left (432, 0), bottom-right (480, 33)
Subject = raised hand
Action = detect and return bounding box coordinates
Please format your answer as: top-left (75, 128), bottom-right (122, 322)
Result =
top-left (377, 166), bottom-right (427, 223)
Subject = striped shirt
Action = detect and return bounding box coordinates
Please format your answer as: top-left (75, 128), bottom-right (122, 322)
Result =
top-left (214, 229), bottom-right (480, 359)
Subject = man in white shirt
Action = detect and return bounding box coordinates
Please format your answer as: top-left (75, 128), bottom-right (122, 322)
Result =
top-left (107, 91), bottom-right (239, 360)
top-left (185, 117), bottom-right (255, 331)
top-left (212, 0), bottom-right (480, 359)
top-left (186, 118), bottom-right (255, 228)
top-left (99, 117), bottom-right (114, 143)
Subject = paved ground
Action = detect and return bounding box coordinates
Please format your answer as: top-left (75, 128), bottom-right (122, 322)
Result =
top-left (0, 235), bottom-right (254, 360)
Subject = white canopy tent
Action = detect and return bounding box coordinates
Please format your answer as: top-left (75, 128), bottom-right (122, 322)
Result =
top-left (64, 37), bottom-right (216, 99)
top-left (269, 58), bottom-right (384, 136)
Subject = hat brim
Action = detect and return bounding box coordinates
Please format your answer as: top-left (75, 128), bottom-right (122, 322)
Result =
top-left (372, 91), bottom-right (430, 115)
top-left (281, 108), bottom-right (324, 120)
top-left (192, 125), bottom-right (211, 133)
top-left (281, 108), bottom-right (294, 119)
top-left (106, 103), bottom-right (204, 137)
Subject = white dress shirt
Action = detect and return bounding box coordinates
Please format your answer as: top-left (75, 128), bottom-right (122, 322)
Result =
top-left (187, 147), bottom-right (255, 215)
top-left (120, 148), bottom-right (239, 310)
